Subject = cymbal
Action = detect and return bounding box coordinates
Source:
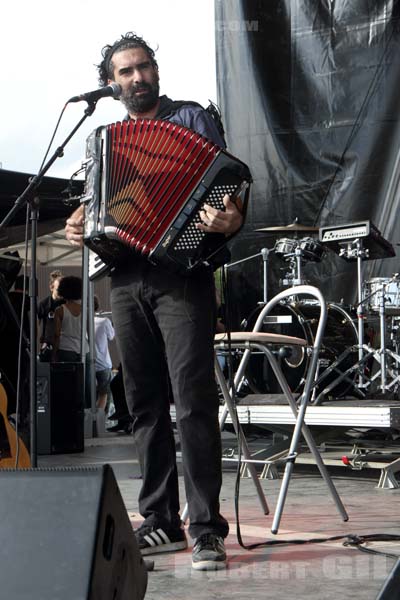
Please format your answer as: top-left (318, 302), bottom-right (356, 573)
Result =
top-left (256, 221), bottom-right (319, 233)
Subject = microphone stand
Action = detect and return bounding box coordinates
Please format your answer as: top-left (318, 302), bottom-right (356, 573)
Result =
top-left (0, 101), bottom-right (98, 467)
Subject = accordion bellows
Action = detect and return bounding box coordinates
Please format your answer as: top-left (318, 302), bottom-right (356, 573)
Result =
top-left (83, 119), bottom-right (251, 276)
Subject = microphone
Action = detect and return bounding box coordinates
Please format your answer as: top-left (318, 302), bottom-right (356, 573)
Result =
top-left (68, 82), bottom-right (122, 104)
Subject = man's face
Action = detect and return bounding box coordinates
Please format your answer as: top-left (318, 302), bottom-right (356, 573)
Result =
top-left (51, 278), bottom-right (60, 299)
top-left (110, 47), bottom-right (160, 114)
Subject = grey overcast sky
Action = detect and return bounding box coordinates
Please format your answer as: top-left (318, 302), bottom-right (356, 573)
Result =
top-left (0, 0), bottom-right (216, 178)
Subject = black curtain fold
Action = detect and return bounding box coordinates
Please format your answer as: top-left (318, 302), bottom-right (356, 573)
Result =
top-left (216, 0), bottom-right (400, 321)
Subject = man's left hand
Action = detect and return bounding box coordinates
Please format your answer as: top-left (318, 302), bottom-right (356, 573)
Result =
top-left (196, 194), bottom-right (243, 235)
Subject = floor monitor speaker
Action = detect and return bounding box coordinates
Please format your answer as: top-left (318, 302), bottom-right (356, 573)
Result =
top-left (0, 465), bottom-right (147, 599)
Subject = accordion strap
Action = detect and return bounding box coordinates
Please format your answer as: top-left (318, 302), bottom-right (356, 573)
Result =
top-left (156, 96), bottom-right (226, 145)
top-left (155, 95), bottom-right (203, 119)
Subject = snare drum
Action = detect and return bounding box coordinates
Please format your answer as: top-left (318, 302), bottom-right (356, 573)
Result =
top-left (298, 237), bottom-right (324, 262)
top-left (364, 277), bottom-right (400, 315)
top-left (274, 238), bottom-right (298, 258)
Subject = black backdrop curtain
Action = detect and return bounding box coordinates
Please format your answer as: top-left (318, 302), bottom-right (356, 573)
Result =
top-left (215, 0), bottom-right (400, 325)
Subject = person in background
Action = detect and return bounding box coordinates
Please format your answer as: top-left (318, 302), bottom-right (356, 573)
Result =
top-left (37, 270), bottom-right (64, 362)
top-left (52, 276), bottom-right (88, 362)
top-left (93, 295), bottom-right (115, 412)
top-left (65, 32), bottom-right (244, 571)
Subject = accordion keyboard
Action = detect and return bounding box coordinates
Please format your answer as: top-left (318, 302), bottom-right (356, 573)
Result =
top-left (88, 249), bottom-right (111, 281)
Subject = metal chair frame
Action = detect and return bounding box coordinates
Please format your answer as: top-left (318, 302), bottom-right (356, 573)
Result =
top-left (214, 285), bottom-right (349, 534)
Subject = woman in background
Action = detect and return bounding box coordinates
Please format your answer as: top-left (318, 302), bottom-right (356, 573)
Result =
top-left (52, 276), bottom-right (88, 362)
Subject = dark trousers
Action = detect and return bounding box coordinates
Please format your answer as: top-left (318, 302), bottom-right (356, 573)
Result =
top-left (110, 260), bottom-right (229, 539)
top-left (109, 365), bottom-right (132, 423)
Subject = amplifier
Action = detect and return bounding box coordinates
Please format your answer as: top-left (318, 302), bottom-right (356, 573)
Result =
top-left (36, 362), bottom-right (84, 454)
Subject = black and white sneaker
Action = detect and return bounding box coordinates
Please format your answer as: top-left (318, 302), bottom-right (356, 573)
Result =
top-left (192, 534), bottom-right (227, 570)
top-left (135, 523), bottom-right (188, 556)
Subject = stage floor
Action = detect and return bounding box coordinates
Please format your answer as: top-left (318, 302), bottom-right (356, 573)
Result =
top-left (38, 431), bottom-right (400, 600)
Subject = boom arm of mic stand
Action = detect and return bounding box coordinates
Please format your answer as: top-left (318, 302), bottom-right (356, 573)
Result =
top-left (0, 101), bottom-right (98, 467)
top-left (0, 102), bottom-right (96, 232)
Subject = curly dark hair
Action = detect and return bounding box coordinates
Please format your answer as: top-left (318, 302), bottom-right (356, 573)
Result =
top-left (97, 32), bottom-right (158, 87)
top-left (57, 276), bottom-right (82, 301)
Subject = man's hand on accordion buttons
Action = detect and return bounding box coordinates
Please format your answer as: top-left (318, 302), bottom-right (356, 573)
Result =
top-left (65, 205), bottom-right (85, 247)
top-left (197, 194), bottom-right (243, 235)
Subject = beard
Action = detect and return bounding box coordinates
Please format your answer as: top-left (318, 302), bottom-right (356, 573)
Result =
top-left (120, 79), bottom-right (160, 114)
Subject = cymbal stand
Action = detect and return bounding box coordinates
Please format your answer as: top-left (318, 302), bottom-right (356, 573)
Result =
top-left (378, 287), bottom-right (388, 390)
top-left (224, 247), bottom-right (273, 304)
top-left (342, 238), bottom-right (372, 390)
top-left (388, 317), bottom-right (400, 390)
top-left (313, 238), bottom-right (374, 403)
top-left (366, 280), bottom-right (400, 394)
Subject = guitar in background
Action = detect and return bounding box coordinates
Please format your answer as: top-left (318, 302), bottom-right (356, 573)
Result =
top-left (0, 381), bottom-right (30, 469)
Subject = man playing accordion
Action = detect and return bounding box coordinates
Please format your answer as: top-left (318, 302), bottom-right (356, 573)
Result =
top-left (66, 31), bottom-right (244, 571)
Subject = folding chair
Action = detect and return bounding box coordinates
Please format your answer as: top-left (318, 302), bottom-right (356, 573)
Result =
top-left (214, 285), bottom-right (349, 534)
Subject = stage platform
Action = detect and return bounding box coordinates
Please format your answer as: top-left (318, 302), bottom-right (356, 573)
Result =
top-left (171, 397), bottom-right (400, 489)
top-left (171, 396), bottom-right (400, 429)
top-left (38, 433), bottom-right (400, 600)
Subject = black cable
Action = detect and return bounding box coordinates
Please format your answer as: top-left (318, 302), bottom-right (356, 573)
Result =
top-left (218, 264), bottom-right (251, 551)
top-left (236, 531), bottom-right (400, 559)
top-left (343, 534), bottom-right (400, 560)
top-left (38, 103), bottom-right (68, 172)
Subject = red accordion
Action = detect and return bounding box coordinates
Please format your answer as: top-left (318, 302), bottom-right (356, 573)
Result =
top-left (83, 119), bottom-right (251, 278)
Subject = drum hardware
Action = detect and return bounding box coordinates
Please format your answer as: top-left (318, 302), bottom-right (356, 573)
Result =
top-left (298, 237), bottom-right (325, 262)
top-left (349, 275), bottom-right (400, 395)
top-left (319, 220), bottom-right (395, 261)
top-left (310, 354), bottom-right (364, 404)
top-left (389, 317), bottom-right (400, 350)
top-left (279, 247), bottom-right (307, 287)
top-left (388, 318), bottom-right (400, 392)
top-left (319, 221), bottom-right (398, 396)
top-left (242, 301), bottom-right (359, 400)
top-left (364, 276), bottom-right (400, 315)
top-left (312, 346), bottom-right (369, 404)
top-left (363, 277), bottom-right (400, 392)
top-left (319, 224), bottom-right (379, 390)
top-left (275, 238), bottom-right (325, 288)
top-left (224, 246), bottom-right (273, 304)
top-left (310, 359), bottom-right (323, 403)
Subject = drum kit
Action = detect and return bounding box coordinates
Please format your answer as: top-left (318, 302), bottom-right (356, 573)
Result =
top-left (257, 221), bottom-right (324, 288)
top-left (227, 219), bottom-right (400, 402)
